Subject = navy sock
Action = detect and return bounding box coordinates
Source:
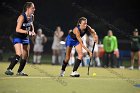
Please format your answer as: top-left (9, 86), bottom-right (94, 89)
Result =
top-left (18, 59), bottom-right (26, 73)
top-left (73, 59), bottom-right (81, 72)
top-left (7, 55), bottom-right (20, 70)
top-left (61, 60), bottom-right (68, 71)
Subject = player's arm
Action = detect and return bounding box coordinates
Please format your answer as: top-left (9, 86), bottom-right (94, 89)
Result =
top-left (73, 27), bottom-right (92, 57)
top-left (43, 34), bottom-right (47, 43)
top-left (58, 31), bottom-right (64, 38)
top-left (87, 25), bottom-right (97, 40)
top-left (31, 35), bottom-right (36, 44)
top-left (114, 36), bottom-right (118, 50)
top-left (31, 14), bottom-right (36, 36)
top-left (16, 15), bottom-right (28, 34)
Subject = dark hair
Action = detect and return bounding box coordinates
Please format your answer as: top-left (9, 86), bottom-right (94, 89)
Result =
top-left (22, 2), bottom-right (34, 13)
top-left (77, 17), bottom-right (87, 26)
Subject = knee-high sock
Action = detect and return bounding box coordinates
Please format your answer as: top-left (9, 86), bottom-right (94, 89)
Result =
top-left (69, 56), bottom-right (75, 66)
top-left (95, 57), bottom-right (101, 66)
top-left (58, 55), bottom-right (62, 65)
top-left (52, 55), bottom-right (56, 64)
top-left (61, 60), bottom-right (68, 71)
top-left (7, 55), bottom-right (20, 70)
top-left (33, 55), bottom-right (37, 63)
top-left (73, 59), bottom-right (81, 72)
top-left (18, 59), bottom-right (26, 73)
top-left (37, 55), bottom-right (41, 64)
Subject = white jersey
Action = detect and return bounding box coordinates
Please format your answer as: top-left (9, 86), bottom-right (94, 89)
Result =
top-left (52, 31), bottom-right (63, 50)
top-left (33, 34), bottom-right (45, 52)
top-left (35, 34), bottom-right (45, 45)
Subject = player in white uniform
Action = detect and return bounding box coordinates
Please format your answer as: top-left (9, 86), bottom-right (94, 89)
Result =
top-left (88, 34), bottom-right (101, 67)
top-left (52, 26), bottom-right (64, 65)
top-left (33, 28), bottom-right (47, 64)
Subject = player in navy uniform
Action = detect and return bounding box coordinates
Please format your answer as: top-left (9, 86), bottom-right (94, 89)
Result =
top-left (59, 17), bottom-right (97, 77)
top-left (5, 2), bottom-right (36, 76)
top-left (129, 28), bottom-right (140, 70)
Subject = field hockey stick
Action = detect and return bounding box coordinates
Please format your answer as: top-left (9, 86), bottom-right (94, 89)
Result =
top-left (87, 42), bottom-right (96, 75)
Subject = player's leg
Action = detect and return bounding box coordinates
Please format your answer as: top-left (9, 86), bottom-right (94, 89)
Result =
top-left (58, 49), bottom-right (62, 65)
top-left (36, 45), bottom-right (43, 64)
top-left (94, 51), bottom-right (101, 67)
top-left (60, 46), bottom-right (72, 76)
top-left (70, 44), bottom-right (83, 77)
top-left (138, 51), bottom-right (140, 70)
top-left (33, 45), bottom-right (38, 64)
top-left (36, 52), bottom-right (42, 64)
top-left (129, 51), bottom-right (135, 70)
top-left (69, 48), bottom-right (75, 66)
top-left (33, 52), bottom-right (37, 64)
top-left (17, 44), bottom-right (29, 76)
top-left (5, 43), bottom-right (22, 75)
top-left (52, 49), bottom-right (57, 65)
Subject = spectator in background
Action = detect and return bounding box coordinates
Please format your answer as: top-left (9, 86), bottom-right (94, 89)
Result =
top-left (103, 30), bottom-right (118, 68)
top-left (32, 28), bottom-right (47, 64)
top-left (52, 26), bottom-right (64, 65)
top-left (129, 28), bottom-right (140, 70)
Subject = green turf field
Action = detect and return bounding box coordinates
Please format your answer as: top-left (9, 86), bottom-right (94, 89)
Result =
top-left (0, 62), bottom-right (140, 93)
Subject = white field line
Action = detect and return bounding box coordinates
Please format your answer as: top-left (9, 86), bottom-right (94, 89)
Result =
top-left (0, 76), bottom-right (140, 81)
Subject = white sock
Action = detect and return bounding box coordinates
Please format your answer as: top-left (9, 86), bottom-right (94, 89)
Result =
top-left (52, 55), bottom-right (56, 64)
top-left (95, 57), bottom-right (101, 66)
top-left (85, 55), bottom-right (90, 66)
top-left (37, 55), bottom-right (41, 64)
top-left (69, 57), bottom-right (72, 66)
top-left (33, 55), bottom-right (37, 63)
top-left (58, 56), bottom-right (62, 65)
top-left (82, 56), bottom-right (87, 66)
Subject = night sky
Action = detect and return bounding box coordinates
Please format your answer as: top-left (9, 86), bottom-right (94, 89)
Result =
top-left (0, 0), bottom-right (139, 38)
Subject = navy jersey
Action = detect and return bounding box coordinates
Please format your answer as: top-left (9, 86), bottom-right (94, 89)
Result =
top-left (131, 36), bottom-right (140, 51)
top-left (13, 12), bottom-right (33, 39)
top-left (69, 25), bottom-right (88, 40)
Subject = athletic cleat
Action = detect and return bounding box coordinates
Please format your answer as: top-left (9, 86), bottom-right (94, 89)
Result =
top-left (59, 70), bottom-right (65, 77)
top-left (129, 66), bottom-right (134, 70)
top-left (138, 67), bottom-right (140, 70)
top-left (16, 72), bottom-right (28, 76)
top-left (70, 71), bottom-right (80, 77)
top-left (5, 69), bottom-right (14, 75)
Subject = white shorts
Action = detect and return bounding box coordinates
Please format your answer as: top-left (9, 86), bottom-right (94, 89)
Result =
top-left (33, 44), bottom-right (43, 52)
top-left (52, 42), bottom-right (60, 50)
top-left (89, 43), bottom-right (98, 52)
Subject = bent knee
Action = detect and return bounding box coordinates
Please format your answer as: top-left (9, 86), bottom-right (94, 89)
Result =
top-left (78, 53), bottom-right (83, 60)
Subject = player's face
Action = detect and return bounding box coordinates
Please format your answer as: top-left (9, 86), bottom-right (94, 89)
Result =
top-left (28, 4), bottom-right (35, 15)
top-left (133, 32), bottom-right (138, 36)
top-left (108, 30), bottom-right (113, 36)
top-left (56, 27), bottom-right (61, 31)
top-left (80, 20), bottom-right (87, 29)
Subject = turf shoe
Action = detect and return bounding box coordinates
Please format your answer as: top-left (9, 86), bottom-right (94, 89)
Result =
top-left (59, 70), bottom-right (65, 77)
top-left (16, 72), bottom-right (28, 76)
top-left (70, 71), bottom-right (80, 77)
top-left (129, 66), bottom-right (134, 70)
top-left (5, 69), bottom-right (14, 75)
top-left (138, 66), bottom-right (140, 70)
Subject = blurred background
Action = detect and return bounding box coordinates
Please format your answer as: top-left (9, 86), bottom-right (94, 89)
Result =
top-left (0, 0), bottom-right (139, 65)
